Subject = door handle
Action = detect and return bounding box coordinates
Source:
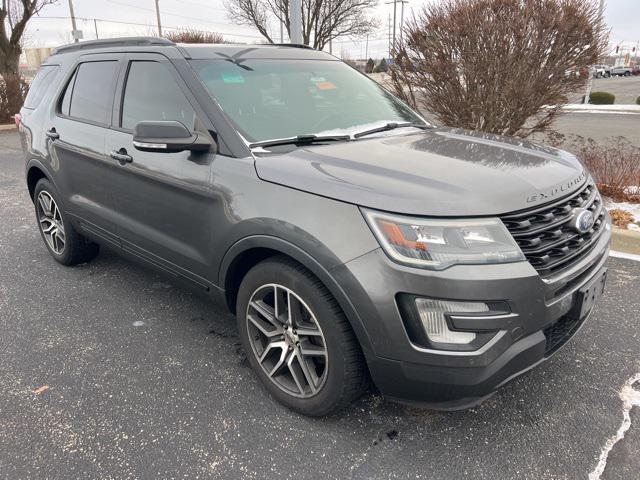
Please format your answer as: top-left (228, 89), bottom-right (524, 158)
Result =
top-left (46, 128), bottom-right (59, 140)
top-left (110, 149), bottom-right (133, 165)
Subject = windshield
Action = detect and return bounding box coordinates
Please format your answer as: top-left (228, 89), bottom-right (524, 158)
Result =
top-left (190, 58), bottom-right (423, 143)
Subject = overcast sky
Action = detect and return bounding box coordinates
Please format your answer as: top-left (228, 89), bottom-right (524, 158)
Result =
top-left (23, 0), bottom-right (639, 59)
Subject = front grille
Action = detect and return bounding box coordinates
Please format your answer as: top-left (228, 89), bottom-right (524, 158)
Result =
top-left (543, 314), bottom-right (585, 356)
top-left (501, 181), bottom-right (606, 278)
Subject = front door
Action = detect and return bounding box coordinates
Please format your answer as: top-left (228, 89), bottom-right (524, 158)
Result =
top-left (50, 55), bottom-right (122, 247)
top-left (104, 54), bottom-right (218, 289)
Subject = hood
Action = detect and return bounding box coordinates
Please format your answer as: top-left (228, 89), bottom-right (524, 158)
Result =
top-left (254, 127), bottom-right (588, 216)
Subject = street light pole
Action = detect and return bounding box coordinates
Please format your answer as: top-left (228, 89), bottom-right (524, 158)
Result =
top-left (584, 0), bottom-right (606, 104)
top-left (155, 0), bottom-right (163, 37)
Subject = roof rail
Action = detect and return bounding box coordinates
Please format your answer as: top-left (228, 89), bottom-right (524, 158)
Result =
top-left (270, 43), bottom-right (315, 50)
top-left (52, 37), bottom-right (175, 55)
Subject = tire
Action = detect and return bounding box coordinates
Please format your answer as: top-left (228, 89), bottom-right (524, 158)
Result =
top-left (624, 71), bottom-right (631, 77)
top-left (33, 178), bottom-right (99, 266)
top-left (236, 256), bottom-right (368, 416)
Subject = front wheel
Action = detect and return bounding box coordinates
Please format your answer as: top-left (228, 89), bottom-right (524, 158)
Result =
top-left (236, 256), bottom-right (368, 416)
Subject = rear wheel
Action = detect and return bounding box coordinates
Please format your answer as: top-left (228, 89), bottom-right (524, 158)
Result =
top-left (236, 256), bottom-right (367, 416)
top-left (34, 178), bottom-right (99, 265)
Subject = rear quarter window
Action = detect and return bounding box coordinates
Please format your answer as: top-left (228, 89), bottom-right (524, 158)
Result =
top-left (23, 65), bottom-right (60, 110)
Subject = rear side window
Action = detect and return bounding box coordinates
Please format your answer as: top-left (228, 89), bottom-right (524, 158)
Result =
top-left (63, 61), bottom-right (118, 125)
top-left (120, 61), bottom-right (195, 131)
top-left (23, 65), bottom-right (60, 109)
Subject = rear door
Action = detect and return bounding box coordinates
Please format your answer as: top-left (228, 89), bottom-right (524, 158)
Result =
top-left (49, 54), bottom-right (123, 247)
top-left (104, 53), bottom-right (217, 289)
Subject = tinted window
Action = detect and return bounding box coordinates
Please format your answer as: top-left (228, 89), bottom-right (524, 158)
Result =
top-left (121, 61), bottom-right (195, 131)
top-left (60, 70), bottom-right (76, 116)
top-left (24, 65), bottom-right (60, 109)
top-left (68, 61), bottom-right (118, 124)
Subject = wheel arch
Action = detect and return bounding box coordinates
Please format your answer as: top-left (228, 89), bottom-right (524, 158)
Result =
top-left (25, 158), bottom-right (58, 202)
top-left (26, 164), bottom-right (50, 200)
top-left (219, 235), bottom-right (375, 358)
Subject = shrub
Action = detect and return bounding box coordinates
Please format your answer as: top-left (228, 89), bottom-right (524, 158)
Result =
top-left (608, 209), bottom-right (634, 229)
top-left (365, 58), bottom-right (375, 74)
top-left (373, 58), bottom-right (388, 73)
top-left (589, 91), bottom-right (615, 105)
top-left (547, 134), bottom-right (640, 202)
top-left (636, 96), bottom-right (640, 105)
top-left (0, 74), bottom-right (29, 124)
top-left (389, 0), bottom-right (608, 138)
top-left (164, 29), bottom-right (224, 43)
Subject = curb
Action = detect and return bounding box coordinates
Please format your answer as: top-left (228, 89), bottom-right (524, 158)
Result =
top-left (611, 228), bottom-right (640, 256)
top-left (557, 104), bottom-right (640, 115)
top-left (0, 124), bottom-right (16, 131)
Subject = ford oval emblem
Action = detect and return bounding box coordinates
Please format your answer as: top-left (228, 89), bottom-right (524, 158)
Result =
top-left (571, 208), bottom-right (595, 234)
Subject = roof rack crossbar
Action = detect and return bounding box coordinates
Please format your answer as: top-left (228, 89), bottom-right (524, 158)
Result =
top-left (52, 37), bottom-right (174, 55)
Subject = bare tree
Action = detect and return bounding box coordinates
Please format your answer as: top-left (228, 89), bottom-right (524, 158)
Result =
top-left (224, 0), bottom-right (378, 50)
top-left (1, 0), bottom-right (55, 77)
top-left (1, 0), bottom-right (56, 119)
top-left (390, 0), bottom-right (608, 138)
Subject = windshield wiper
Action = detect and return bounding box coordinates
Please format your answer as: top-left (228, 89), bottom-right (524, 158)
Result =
top-left (249, 134), bottom-right (350, 150)
top-left (353, 121), bottom-right (431, 139)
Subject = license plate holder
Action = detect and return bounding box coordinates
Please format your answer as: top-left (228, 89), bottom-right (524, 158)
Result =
top-left (576, 268), bottom-right (607, 319)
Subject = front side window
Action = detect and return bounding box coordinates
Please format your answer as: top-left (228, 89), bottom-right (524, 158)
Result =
top-left (191, 58), bottom-right (422, 143)
top-left (23, 65), bottom-right (60, 109)
top-left (64, 61), bottom-right (118, 124)
top-left (121, 61), bottom-right (196, 131)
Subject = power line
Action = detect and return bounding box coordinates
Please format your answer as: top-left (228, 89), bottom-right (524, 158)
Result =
top-left (105, 0), bottom-right (228, 24)
top-left (31, 16), bottom-right (265, 39)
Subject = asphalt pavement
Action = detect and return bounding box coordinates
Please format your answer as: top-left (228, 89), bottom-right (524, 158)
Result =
top-left (1, 131), bottom-right (639, 479)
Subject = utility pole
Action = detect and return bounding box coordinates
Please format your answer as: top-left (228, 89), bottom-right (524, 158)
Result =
top-left (280, 20), bottom-right (284, 43)
top-left (388, 12), bottom-right (391, 59)
top-left (67, 0), bottom-right (79, 43)
top-left (392, 0), bottom-right (397, 52)
top-left (583, 0), bottom-right (605, 104)
top-left (328, 0), bottom-right (332, 54)
top-left (155, 0), bottom-right (163, 37)
top-left (290, 0), bottom-right (302, 44)
top-left (365, 34), bottom-right (369, 60)
top-left (94, 19), bottom-right (99, 39)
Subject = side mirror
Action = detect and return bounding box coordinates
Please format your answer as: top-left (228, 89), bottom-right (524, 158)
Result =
top-left (132, 120), bottom-right (214, 153)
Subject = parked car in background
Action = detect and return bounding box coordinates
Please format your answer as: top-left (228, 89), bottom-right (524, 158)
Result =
top-left (17, 37), bottom-right (611, 416)
top-left (631, 65), bottom-right (640, 76)
top-left (610, 66), bottom-right (632, 76)
top-left (594, 65), bottom-right (611, 78)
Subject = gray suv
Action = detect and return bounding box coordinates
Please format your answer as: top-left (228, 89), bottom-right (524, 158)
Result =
top-left (18, 38), bottom-right (610, 416)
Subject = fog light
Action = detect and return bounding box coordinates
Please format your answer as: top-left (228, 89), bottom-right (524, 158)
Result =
top-left (415, 299), bottom-right (489, 344)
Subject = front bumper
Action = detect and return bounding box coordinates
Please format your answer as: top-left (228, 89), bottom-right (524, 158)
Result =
top-left (331, 219), bottom-right (611, 409)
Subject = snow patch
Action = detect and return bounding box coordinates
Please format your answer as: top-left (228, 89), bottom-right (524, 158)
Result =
top-left (588, 373), bottom-right (640, 480)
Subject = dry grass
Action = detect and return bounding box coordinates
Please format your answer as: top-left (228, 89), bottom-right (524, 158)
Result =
top-left (609, 209), bottom-right (635, 228)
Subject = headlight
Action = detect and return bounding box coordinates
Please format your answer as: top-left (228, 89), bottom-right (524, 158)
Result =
top-left (363, 209), bottom-right (525, 270)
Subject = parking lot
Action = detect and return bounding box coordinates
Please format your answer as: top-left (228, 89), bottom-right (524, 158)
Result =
top-left (584, 75), bottom-right (640, 105)
top-left (0, 129), bottom-right (639, 479)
